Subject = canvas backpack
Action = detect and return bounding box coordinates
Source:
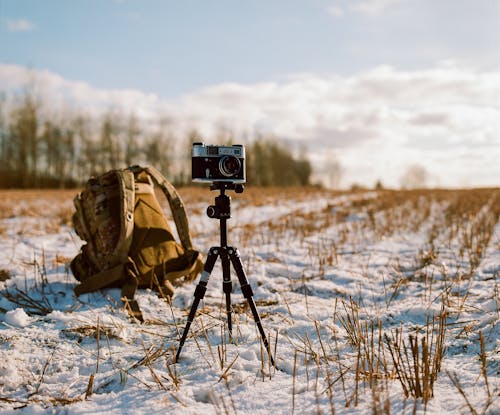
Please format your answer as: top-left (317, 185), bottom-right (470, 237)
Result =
top-left (70, 165), bottom-right (203, 322)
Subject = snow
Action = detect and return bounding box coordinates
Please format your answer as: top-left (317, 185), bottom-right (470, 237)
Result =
top-left (0, 187), bottom-right (499, 414)
top-left (4, 308), bottom-right (32, 327)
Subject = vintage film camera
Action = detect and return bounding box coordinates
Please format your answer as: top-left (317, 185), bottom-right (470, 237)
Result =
top-left (192, 143), bottom-right (246, 184)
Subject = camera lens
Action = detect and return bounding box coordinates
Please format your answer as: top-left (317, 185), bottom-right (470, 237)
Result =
top-left (219, 156), bottom-right (241, 177)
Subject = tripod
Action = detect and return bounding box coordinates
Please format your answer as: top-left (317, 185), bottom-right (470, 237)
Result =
top-left (175, 182), bottom-right (274, 366)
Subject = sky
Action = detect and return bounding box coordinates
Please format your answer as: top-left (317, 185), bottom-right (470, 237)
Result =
top-left (1, 0), bottom-right (499, 188)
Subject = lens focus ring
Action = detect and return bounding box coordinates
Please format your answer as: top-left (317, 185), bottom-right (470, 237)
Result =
top-left (219, 156), bottom-right (241, 177)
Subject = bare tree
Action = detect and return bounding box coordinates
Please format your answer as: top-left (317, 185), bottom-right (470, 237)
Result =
top-left (58, 127), bottom-right (76, 187)
top-left (8, 93), bottom-right (40, 186)
top-left (74, 115), bottom-right (98, 177)
top-left (400, 164), bottom-right (428, 189)
top-left (246, 137), bottom-right (312, 186)
top-left (125, 113), bottom-right (141, 166)
top-left (143, 116), bottom-right (174, 176)
top-left (40, 120), bottom-right (60, 178)
top-left (99, 112), bottom-right (123, 172)
top-left (0, 93), bottom-right (9, 171)
top-left (325, 152), bottom-right (343, 189)
top-left (175, 129), bottom-right (201, 185)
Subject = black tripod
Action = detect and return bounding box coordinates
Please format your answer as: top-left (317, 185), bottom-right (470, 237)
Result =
top-left (175, 182), bottom-right (274, 366)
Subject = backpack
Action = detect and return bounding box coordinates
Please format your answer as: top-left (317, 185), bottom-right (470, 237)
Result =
top-left (70, 165), bottom-right (203, 322)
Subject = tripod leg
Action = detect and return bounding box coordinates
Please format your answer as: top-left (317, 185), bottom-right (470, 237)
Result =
top-left (228, 247), bottom-right (275, 367)
top-left (221, 247), bottom-right (233, 338)
top-left (175, 247), bottom-right (219, 362)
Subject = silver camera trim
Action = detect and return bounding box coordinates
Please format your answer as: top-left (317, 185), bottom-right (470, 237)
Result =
top-left (192, 144), bottom-right (245, 158)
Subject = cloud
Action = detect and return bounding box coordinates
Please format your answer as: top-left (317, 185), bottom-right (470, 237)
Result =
top-left (1, 62), bottom-right (499, 188)
top-left (350, 0), bottom-right (404, 15)
top-left (6, 18), bottom-right (35, 32)
top-left (327, 0), bottom-right (404, 18)
top-left (326, 5), bottom-right (345, 17)
top-left (0, 64), bottom-right (171, 120)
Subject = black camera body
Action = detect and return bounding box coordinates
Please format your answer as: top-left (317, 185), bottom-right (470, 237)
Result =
top-left (192, 143), bottom-right (246, 184)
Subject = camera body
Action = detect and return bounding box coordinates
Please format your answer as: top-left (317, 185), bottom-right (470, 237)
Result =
top-left (192, 142), bottom-right (246, 184)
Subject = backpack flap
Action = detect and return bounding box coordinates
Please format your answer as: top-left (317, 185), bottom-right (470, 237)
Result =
top-left (128, 170), bottom-right (203, 291)
top-left (143, 166), bottom-right (194, 251)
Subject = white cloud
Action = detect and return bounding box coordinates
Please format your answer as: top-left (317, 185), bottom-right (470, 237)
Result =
top-left (1, 62), bottom-right (499, 188)
top-left (326, 5), bottom-right (345, 17)
top-left (351, 0), bottom-right (404, 16)
top-left (0, 64), bottom-right (171, 121)
top-left (6, 18), bottom-right (35, 32)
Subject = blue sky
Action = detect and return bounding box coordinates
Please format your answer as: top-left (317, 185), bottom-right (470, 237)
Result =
top-left (3, 0), bottom-right (499, 97)
top-left (1, 0), bottom-right (499, 187)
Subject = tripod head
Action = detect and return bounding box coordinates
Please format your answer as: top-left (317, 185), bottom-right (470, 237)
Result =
top-left (209, 181), bottom-right (244, 194)
top-left (206, 182), bottom-right (244, 220)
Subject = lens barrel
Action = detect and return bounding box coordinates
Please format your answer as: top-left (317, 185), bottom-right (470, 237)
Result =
top-left (219, 156), bottom-right (241, 177)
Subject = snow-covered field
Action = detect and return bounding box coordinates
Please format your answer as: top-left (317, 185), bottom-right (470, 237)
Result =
top-left (0, 187), bottom-right (499, 414)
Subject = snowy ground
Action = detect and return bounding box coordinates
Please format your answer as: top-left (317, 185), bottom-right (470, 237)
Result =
top-left (0, 187), bottom-right (499, 414)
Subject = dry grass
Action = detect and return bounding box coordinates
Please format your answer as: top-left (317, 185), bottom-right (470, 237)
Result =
top-left (0, 269), bottom-right (11, 282)
top-left (0, 189), bottom-right (77, 218)
top-left (384, 306), bottom-right (447, 403)
top-left (447, 331), bottom-right (497, 415)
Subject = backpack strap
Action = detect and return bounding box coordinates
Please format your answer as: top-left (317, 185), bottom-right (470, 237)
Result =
top-left (73, 194), bottom-right (98, 260)
top-left (111, 169), bottom-right (136, 263)
top-left (74, 258), bottom-right (144, 322)
top-left (74, 170), bottom-right (144, 322)
top-left (74, 263), bottom-right (124, 295)
top-left (107, 170), bottom-right (143, 321)
top-left (120, 259), bottom-right (144, 322)
top-left (140, 165), bottom-right (194, 251)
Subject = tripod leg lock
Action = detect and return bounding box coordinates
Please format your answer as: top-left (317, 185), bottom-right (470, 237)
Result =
top-left (194, 282), bottom-right (207, 299)
top-left (240, 283), bottom-right (254, 298)
top-left (223, 281), bottom-right (232, 293)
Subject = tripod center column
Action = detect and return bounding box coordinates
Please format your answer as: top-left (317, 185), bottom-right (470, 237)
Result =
top-left (215, 193), bottom-right (231, 247)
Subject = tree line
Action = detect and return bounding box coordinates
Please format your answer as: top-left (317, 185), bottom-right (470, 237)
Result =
top-left (0, 92), bottom-right (312, 188)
